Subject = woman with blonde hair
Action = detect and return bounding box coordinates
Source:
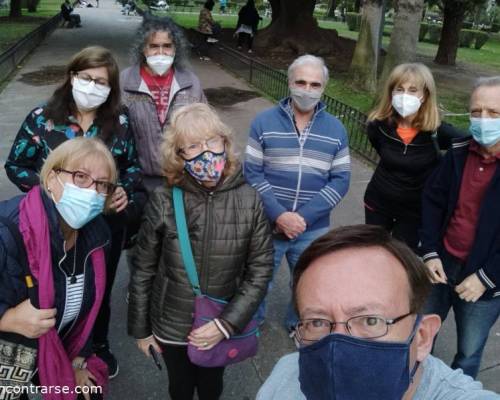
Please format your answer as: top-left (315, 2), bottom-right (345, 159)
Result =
top-left (4, 45), bottom-right (145, 377)
top-left (0, 137), bottom-right (117, 399)
top-left (364, 63), bottom-right (463, 250)
top-left (128, 103), bottom-right (273, 400)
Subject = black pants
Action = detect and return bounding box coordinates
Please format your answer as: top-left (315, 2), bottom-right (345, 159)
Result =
top-left (160, 344), bottom-right (225, 400)
top-left (364, 205), bottom-right (420, 251)
top-left (237, 32), bottom-right (253, 50)
top-left (92, 223), bottom-right (125, 346)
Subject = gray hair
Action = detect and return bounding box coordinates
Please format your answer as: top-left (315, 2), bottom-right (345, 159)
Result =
top-left (287, 54), bottom-right (329, 85)
top-left (130, 13), bottom-right (190, 70)
top-left (472, 76), bottom-right (500, 94)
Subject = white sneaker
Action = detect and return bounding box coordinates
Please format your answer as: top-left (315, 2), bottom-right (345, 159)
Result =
top-left (207, 38), bottom-right (219, 43)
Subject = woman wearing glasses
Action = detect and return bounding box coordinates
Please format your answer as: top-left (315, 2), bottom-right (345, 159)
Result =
top-left (364, 63), bottom-right (463, 251)
top-left (128, 103), bottom-right (273, 400)
top-left (4, 46), bottom-right (143, 378)
top-left (0, 138), bottom-right (117, 399)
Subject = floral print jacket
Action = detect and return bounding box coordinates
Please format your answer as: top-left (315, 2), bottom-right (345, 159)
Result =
top-left (5, 106), bottom-right (143, 202)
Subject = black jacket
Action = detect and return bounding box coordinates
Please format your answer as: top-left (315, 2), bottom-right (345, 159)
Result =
top-left (237, 5), bottom-right (260, 33)
top-left (0, 189), bottom-right (110, 356)
top-left (364, 119), bottom-right (464, 219)
top-left (128, 168), bottom-right (273, 342)
top-left (420, 138), bottom-right (500, 300)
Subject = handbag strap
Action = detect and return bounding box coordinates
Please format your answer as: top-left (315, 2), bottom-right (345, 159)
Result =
top-left (0, 216), bottom-right (38, 307)
top-left (172, 186), bottom-right (202, 296)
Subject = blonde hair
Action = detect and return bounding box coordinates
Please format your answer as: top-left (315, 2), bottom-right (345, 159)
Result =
top-left (161, 103), bottom-right (239, 185)
top-left (369, 63), bottom-right (440, 131)
top-left (40, 137), bottom-right (118, 209)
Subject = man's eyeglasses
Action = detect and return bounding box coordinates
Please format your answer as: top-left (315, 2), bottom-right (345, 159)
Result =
top-left (73, 72), bottom-right (110, 91)
top-left (295, 312), bottom-right (413, 342)
top-left (178, 136), bottom-right (225, 159)
top-left (56, 169), bottom-right (116, 196)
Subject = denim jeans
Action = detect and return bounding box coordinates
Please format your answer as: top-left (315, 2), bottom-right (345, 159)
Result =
top-left (424, 249), bottom-right (500, 378)
top-left (255, 227), bottom-right (329, 330)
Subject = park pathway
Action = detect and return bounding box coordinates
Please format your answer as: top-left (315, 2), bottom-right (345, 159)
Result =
top-left (0, 1), bottom-right (499, 397)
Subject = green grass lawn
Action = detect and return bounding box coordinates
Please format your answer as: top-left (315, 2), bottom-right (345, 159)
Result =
top-left (0, 0), bottom-right (62, 51)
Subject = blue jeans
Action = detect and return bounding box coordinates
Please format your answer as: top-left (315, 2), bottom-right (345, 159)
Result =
top-left (255, 228), bottom-right (329, 330)
top-left (424, 250), bottom-right (500, 378)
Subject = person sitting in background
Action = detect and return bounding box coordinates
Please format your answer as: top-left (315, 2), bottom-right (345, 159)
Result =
top-left (235, 0), bottom-right (261, 53)
top-left (61, 0), bottom-right (82, 28)
top-left (258, 225), bottom-right (500, 400)
top-left (198, 0), bottom-right (221, 42)
top-left (0, 138), bottom-right (117, 400)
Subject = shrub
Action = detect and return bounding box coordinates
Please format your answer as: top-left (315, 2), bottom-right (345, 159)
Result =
top-left (462, 21), bottom-right (473, 29)
top-left (346, 12), bottom-right (361, 31)
top-left (419, 23), bottom-right (428, 41)
top-left (474, 31), bottom-right (489, 49)
top-left (491, 23), bottom-right (500, 33)
top-left (459, 29), bottom-right (475, 47)
top-left (427, 24), bottom-right (442, 44)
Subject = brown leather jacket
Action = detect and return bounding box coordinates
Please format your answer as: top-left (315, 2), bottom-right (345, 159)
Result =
top-left (127, 167), bottom-right (274, 342)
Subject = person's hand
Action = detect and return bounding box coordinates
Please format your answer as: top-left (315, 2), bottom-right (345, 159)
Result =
top-left (275, 212), bottom-right (306, 239)
top-left (109, 186), bottom-right (128, 213)
top-left (73, 360), bottom-right (98, 400)
top-left (455, 273), bottom-right (487, 302)
top-left (188, 321), bottom-right (224, 350)
top-left (136, 336), bottom-right (162, 357)
top-left (424, 258), bottom-right (447, 284)
top-left (0, 299), bottom-right (56, 338)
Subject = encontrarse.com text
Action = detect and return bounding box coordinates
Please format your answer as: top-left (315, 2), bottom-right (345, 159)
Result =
top-left (0, 384), bottom-right (102, 396)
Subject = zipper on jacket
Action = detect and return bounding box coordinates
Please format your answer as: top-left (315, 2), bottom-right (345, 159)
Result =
top-left (61, 241), bottom-right (109, 340)
top-left (201, 192), bottom-right (214, 292)
top-left (379, 127), bottom-right (428, 155)
top-left (285, 108), bottom-right (319, 212)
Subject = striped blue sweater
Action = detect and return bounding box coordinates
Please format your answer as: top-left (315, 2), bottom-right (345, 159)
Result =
top-left (244, 99), bottom-right (351, 232)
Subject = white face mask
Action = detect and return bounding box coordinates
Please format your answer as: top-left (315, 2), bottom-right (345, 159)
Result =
top-left (392, 93), bottom-right (423, 118)
top-left (72, 77), bottom-right (111, 112)
top-left (146, 55), bottom-right (174, 76)
top-left (290, 87), bottom-right (323, 112)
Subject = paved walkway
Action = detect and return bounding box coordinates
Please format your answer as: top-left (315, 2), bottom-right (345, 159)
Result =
top-left (0, 1), bottom-right (499, 397)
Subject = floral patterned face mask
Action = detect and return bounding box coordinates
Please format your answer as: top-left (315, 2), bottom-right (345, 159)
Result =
top-left (184, 150), bottom-right (227, 183)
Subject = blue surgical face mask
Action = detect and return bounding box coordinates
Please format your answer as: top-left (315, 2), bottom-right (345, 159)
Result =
top-left (298, 315), bottom-right (422, 400)
top-left (469, 117), bottom-right (500, 147)
top-left (52, 178), bottom-right (106, 229)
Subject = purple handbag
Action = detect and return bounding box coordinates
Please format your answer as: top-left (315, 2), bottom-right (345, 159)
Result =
top-left (173, 187), bottom-right (260, 368)
top-left (187, 295), bottom-right (259, 367)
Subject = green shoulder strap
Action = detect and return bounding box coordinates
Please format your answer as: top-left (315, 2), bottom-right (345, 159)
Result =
top-left (172, 186), bottom-right (202, 296)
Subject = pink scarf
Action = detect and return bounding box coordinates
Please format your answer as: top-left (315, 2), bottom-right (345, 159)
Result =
top-left (19, 187), bottom-right (108, 399)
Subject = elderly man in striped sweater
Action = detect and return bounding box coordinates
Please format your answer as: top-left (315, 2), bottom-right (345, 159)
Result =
top-left (244, 54), bottom-right (351, 333)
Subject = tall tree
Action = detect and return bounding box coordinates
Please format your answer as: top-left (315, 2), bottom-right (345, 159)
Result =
top-left (381, 0), bottom-right (424, 82)
top-left (434, 0), bottom-right (486, 65)
top-left (326, 0), bottom-right (337, 18)
top-left (257, 0), bottom-right (335, 53)
top-left (349, 0), bottom-right (384, 92)
top-left (9, 0), bottom-right (22, 17)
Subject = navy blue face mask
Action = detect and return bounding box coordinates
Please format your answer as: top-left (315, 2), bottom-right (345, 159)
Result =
top-left (298, 314), bottom-right (422, 400)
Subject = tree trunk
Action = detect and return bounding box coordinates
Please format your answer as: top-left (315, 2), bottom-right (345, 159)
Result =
top-left (27, 0), bottom-right (37, 12)
top-left (9, 0), bottom-right (22, 17)
top-left (380, 0), bottom-right (424, 83)
top-left (269, 0), bottom-right (280, 23)
top-left (326, 0), bottom-right (337, 18)
top-left (354, 0), bottom-right (361, 12)
top-left (349, 0), bottom-right (384, 92)
top-left (257, 0), bottom-right (336, 54)
top-left (434, 0), bottom-right (467, 65)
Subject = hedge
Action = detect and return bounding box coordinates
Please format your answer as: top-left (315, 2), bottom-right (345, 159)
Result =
top-left (427, 25), bottom-right (442, 44)
top-left (459, 29), bottom-right (476, 47)
top-left (474, 31), bottom-right (489, 49)
top-left (419, 23), bottom-right (428, 41)
top-left (346, 12), bottom-right (361, 32)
